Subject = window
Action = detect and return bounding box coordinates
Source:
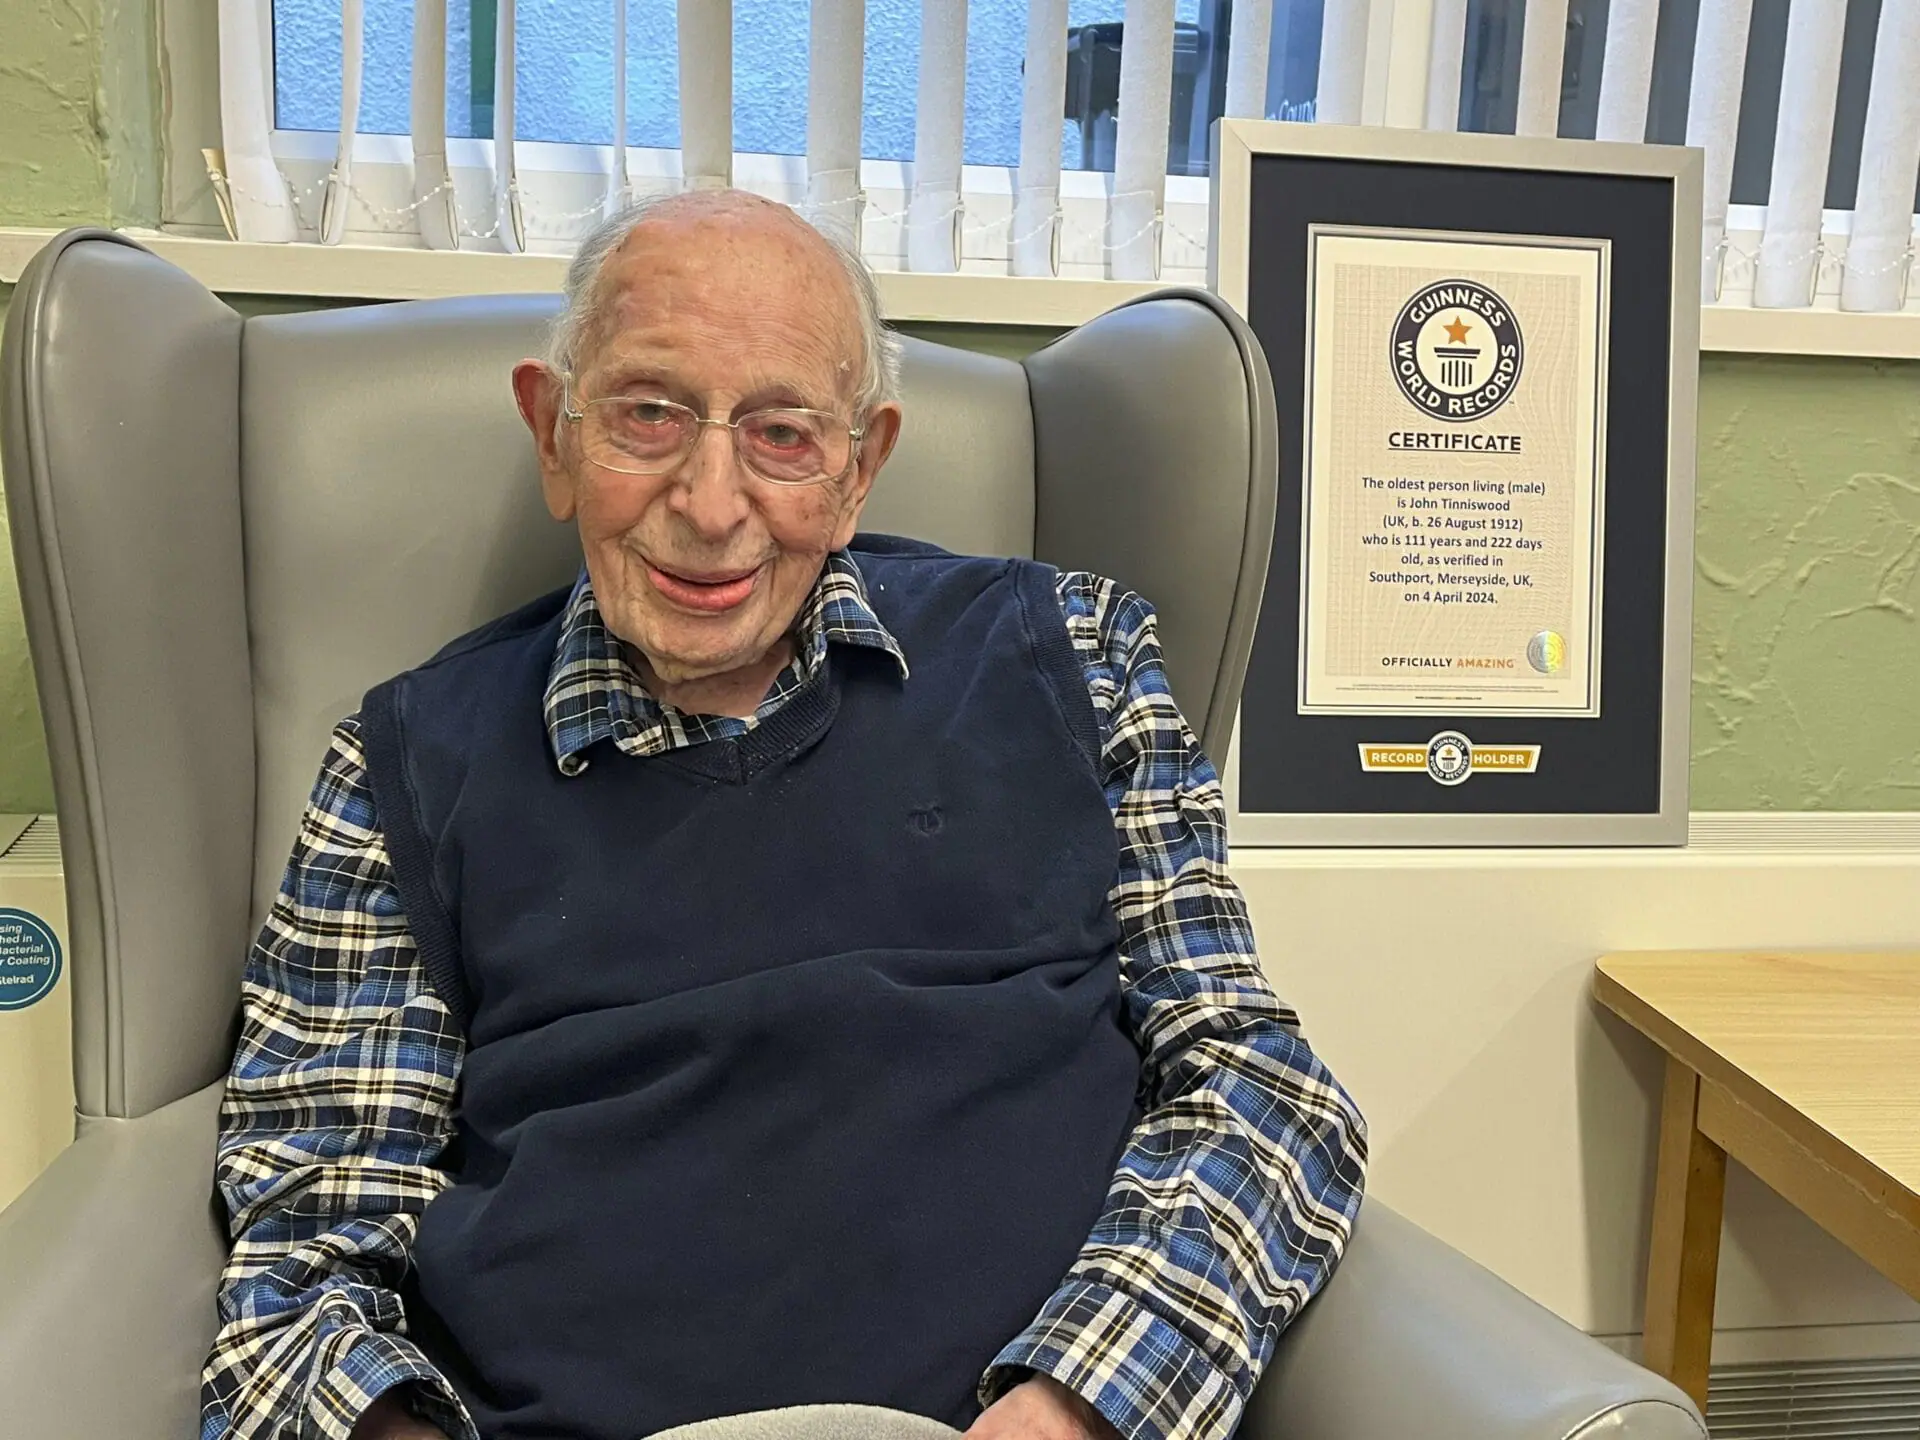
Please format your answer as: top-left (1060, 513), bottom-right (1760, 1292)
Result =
top-left (229, 0), bottom-right (1920, 309)
top-left (266, 0), bottom-right (1338, 175)
top-left (1455, 0), bottom-right (1919, 213)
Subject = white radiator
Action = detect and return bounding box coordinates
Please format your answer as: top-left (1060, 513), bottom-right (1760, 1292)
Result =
top-left (1709, 1356), bottom-right (1920, 1438)
top-left (0, 815), bottom-right (70, 1212)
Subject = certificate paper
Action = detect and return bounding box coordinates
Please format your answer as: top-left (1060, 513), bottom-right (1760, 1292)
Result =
top-left (1298, 226), bottom-right (1609, 717)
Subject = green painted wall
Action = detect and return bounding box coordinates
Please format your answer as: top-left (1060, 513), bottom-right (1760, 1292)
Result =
top-left (1691, 355), bottom-right (1920, 809)
top-left (1, 2), bottom-right (112, 227)
top-left (0, 0), bottom-right (160, 229)
top-left (0, 287), bottom-right (54, 813)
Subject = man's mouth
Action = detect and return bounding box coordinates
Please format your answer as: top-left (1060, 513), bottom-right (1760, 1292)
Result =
top-left (644, 560), bottom-right (762, 614)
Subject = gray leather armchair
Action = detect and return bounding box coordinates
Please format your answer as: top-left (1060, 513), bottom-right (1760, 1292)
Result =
top-left (0, 230), bottom-right (1704, 1440)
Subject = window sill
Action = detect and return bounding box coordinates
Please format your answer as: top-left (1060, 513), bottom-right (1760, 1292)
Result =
top-left (4, 225), bottom-right (1920, 356)
top-left (0, 227), bottom-right (1163, 327)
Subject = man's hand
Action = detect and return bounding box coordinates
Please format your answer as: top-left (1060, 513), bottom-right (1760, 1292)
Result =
top-left (967, 1375), bottom-right (1121, 1440)
top-left (348, 1392), bottom-right (450, 1440)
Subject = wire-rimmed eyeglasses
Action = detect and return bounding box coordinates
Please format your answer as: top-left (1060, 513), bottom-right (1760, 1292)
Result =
top-left (561, 372), bottom-right (865, 487)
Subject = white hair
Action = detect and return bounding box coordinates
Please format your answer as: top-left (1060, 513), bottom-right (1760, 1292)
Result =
top-left (545, 190), bottom-right (904, 416)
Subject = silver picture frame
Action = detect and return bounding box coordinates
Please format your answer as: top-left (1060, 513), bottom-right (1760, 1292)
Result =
top-left (1210, 119), bottom-right (1702, 846)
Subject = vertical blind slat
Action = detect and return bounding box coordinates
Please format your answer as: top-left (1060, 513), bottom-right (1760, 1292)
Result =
top-left (1013, 0), bottom-right (1070, 275)
top-left (320, 0), bottom-right (363, 245)
top-left (908, 0), bottom-right (969, 273)
top-left (607, 0), bottom-right (631, 219)
top-left (1514, 0), bottom-right (1570, 135)
top-left (1111, 0), bottom-right (1175, 279)
top-left (1226, 0), bottom-right (1276, 117)
top-left (1317, 0), bottom-right (1370, 122)
top-left (1594, 0), bottom-right (1658, 140)
top-left (679, 0), bottom-right (734, 188)
top-left (410, 0), bottom-right (458, 249)
top-left (1841, 0), bottom-right (1920, 311)
top-left (1380, 0), bottom-right (1435, 126)
top-left (1754, 0), bottom-right (1847, 306)
top-left (1687, 0), bottom-right (1756, 296)
top-left (807, 0), bottom-right (866, 242)
top-left (494, 0), bottom-right (524, 252)
top-left (216, 0), bottom-right (297, 241)
top-left (1424, 0), bottom-right (1467, 128)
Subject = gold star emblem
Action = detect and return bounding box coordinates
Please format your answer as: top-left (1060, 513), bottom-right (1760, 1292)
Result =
top-left (1442, 315), bottom-right (1473, 344)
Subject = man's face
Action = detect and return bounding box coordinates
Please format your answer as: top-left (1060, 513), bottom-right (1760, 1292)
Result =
top-left (516, 202), bottom-right (900, 688)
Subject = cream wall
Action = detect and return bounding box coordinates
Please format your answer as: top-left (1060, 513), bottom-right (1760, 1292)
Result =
top-left (1240, 849), bottom-right (1920, 1358)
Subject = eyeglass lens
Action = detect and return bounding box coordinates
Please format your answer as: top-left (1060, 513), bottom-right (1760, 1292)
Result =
top-left (586, 399), bottom-right (852, 484)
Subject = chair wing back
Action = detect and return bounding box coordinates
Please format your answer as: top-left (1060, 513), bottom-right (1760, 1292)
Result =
top-left (2, 231), bottom-right (255, 1122)
top-left (2, 232), bottom-right (1277, 1126)
top-left (1027, 290), bottom-right (1277, 766)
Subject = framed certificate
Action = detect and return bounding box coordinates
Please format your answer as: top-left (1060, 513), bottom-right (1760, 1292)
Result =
top-left (1210, 122), bottom-right (1701, 846)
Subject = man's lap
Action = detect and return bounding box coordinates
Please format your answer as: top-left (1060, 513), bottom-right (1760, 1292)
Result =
top-left (654, 1405), bottom-right (961, 1440)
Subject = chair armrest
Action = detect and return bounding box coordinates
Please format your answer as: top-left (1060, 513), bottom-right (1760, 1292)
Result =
top-left (0, 1081), bottom-right (227, 1440)
top-left (1241, 1202), bottom-right (1705, 1440)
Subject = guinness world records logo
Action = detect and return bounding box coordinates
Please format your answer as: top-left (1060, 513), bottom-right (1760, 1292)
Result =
top-left (1391, 279), bottom-right (1525, 422)
top-left (1425, 731), bottom-right (1474, 786)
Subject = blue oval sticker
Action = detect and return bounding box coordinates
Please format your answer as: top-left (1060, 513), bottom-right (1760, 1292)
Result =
top-left (0, 908), bottom-right (62, 1011)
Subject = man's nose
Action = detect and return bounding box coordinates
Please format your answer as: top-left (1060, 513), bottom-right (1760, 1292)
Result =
top-left (667, 422), bottom-right (752, 537)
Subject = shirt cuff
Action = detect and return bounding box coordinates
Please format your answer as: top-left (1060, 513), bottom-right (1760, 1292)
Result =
top-left (308, 1329), bottom-right (478, 1440)
top-left (980, 1280), bottom-right (1244, 1440)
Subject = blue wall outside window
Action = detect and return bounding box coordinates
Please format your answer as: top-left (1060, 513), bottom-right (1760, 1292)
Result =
top-left (271, 0), bottom-right (1206, 170)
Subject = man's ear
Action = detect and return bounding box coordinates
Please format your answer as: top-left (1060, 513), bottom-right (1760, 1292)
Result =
top-left (830, 401), bottom-right (902, 550)
top-left (512, 359), bottom-right (577, 522)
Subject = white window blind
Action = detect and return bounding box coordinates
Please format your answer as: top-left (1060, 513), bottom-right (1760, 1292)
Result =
top-left (807, 0), bottom-right (866, 242)
top-left (1317, 0), bottom-right (1370, 123)
top-left (1754, 0), bottom-right (1846, 307)
top-left (1515, 0), bottom-right (1573, 136)
top-left (1425, 0), bottom-right (1470, 131)
top-left (1843, 0), bottom-right (1920, 310)
top-left (908, 0), bottom-right (969, 273)
top-left (318, 0), bottom-right (362, 245)
top-left (492, 0), bottom-right (523, 253)
top-left (219, 0), bottom-right (1918, 312)
top-left (1593, 0), bottom-right (1658, 142)
top-left (1687, 0), bottom-right (1755, 297)
top-left (216, 0), bottom-right (297, 240)
top-left (606, 0), bottom-right (631, 221)
top-left (1013, 0), bottom-right (1071, 276)
top-left (410, 0), bottom-right (458, 249)
top-left (1111, 0), bottom-right (1176, 280)
top-left (680, 0), bottom-right (735, 191)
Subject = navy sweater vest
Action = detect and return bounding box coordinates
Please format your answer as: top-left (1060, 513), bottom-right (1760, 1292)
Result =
top-left (357, 540), bottom-right (1143, 1440)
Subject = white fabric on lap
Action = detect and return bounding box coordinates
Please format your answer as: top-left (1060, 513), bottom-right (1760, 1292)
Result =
top-left (654, 1404), bottom-right (962, 1440)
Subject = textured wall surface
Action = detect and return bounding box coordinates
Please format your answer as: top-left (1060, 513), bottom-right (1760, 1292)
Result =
top-left (0, 287), bottom-right (57, 813)
top-left (0, 0), bottom-right (112, 226)
top-left (1690, 354), bottom-right (1920, 809)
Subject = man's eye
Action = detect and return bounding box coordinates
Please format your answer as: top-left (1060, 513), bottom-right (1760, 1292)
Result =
top-left (760, 423), bottom-right (803, 447)
top-left (627, 401), bottom-right (677, 427)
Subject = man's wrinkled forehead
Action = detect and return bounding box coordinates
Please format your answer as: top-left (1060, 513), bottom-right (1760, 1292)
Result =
top-left (583, 202), bottom-right (863, 391)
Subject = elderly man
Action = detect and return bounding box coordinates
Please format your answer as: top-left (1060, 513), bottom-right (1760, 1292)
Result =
top-left (201, 191), bottom-right (1365, 1440)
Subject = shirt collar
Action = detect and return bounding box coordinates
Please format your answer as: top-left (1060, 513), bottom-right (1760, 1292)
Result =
top-left (542, 550), bottom-right (908, 774)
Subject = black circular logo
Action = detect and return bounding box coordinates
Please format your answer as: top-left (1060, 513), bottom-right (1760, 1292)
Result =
top-left (1391, 280), bottom-right (1525, 424)
top-left (1425, 731), bottom-right (1474, 786)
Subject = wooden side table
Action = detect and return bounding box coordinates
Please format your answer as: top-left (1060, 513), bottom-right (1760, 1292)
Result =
top-left (1593, 950), bottom-right (1920, 1411)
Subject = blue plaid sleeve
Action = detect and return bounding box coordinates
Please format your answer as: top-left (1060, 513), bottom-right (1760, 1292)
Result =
top-left (201, 717), bottom-right (476, 1440)
top-left (981, 576), bottom-right (1370, 1440)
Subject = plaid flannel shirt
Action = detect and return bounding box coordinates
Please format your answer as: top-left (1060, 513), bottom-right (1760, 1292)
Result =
top-left (203, 551), bottom-right (1367, 1440)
